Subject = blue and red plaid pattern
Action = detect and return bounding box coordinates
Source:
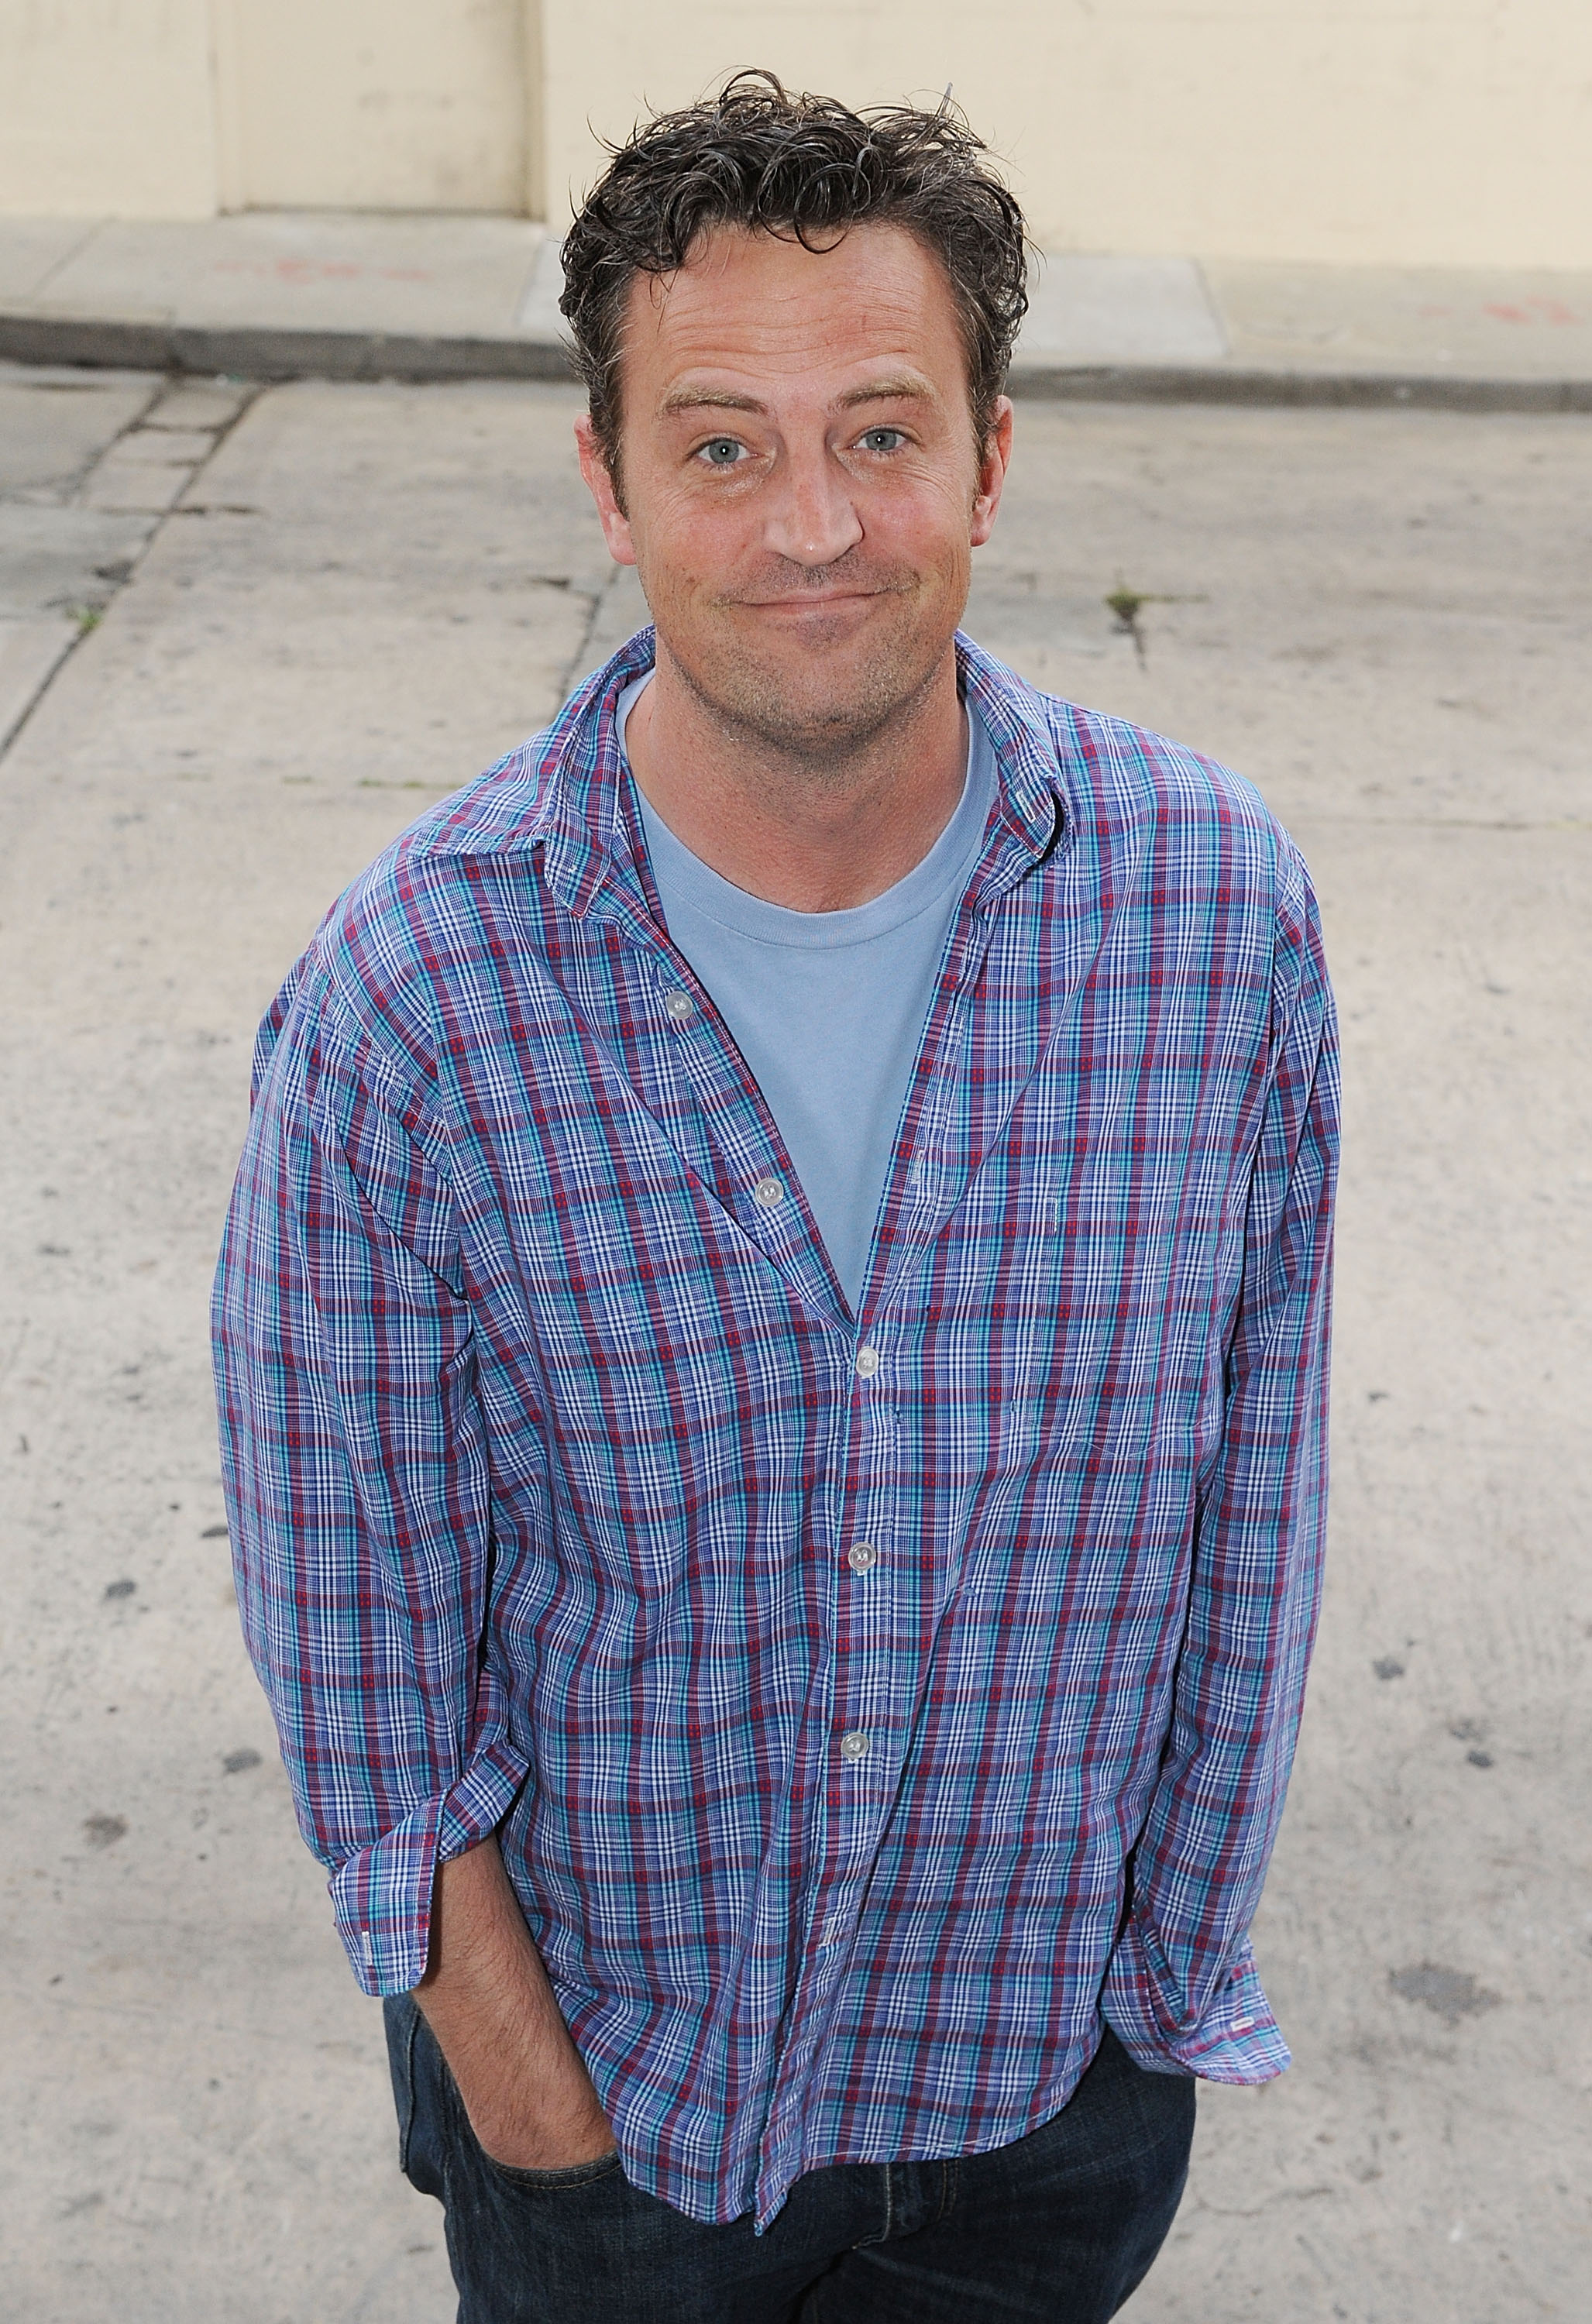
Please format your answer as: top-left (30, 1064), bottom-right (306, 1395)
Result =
top-left (212, 629), bottom-right (1337, 2233)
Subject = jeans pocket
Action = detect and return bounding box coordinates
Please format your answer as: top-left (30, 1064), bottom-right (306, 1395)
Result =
top-left (384, 1992), bottom-right (446, 2200)
top-left (482, 2146), bottom-right (624, 2193)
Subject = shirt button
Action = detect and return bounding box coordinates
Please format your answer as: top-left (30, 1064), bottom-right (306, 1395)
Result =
top-left (753, 1175), bottom-right (785, 1209)
top-left (663, 988), bottom-right (695, 1023)
top-left (847, 1542), bottom-right (879, 1573)
top-left (854, 1346), bottom-right (881, 1378)
top-left (838, 1730), bottom-right (871, 1762)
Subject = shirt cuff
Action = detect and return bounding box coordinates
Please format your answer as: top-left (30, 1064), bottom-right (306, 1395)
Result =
top-left (1100, 1920), bottom-right (1291, 2082)
top-left (326, 1736), bottom-right (530, 1996)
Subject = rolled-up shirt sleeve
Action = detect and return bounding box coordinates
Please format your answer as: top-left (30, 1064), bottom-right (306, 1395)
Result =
top-left (1102, 843), bottom-right (1339, 2080)
top-left (211, 961), bottom-right (528, 1996)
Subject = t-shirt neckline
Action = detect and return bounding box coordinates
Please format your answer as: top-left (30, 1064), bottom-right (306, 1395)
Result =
top-left (617, 669), bottom-right (996, 953)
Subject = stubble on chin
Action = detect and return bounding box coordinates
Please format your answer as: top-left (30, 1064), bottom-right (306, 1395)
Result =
top-left (657, 579), bottom-right (956, 774)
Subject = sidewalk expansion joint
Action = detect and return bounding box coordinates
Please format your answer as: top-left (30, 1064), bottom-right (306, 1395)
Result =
top-left (0, 376), bottom-right (264, 765)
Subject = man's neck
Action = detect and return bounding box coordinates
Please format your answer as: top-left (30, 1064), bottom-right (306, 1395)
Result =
top-left (621, 646), bottom-right (969, 913)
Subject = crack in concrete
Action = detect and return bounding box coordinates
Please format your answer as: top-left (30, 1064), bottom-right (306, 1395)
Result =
top-left (0, 375), bottom-right (263, 764)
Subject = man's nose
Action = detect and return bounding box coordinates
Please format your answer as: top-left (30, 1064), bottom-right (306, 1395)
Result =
top-left (762, 446), bottom-right (864, 569)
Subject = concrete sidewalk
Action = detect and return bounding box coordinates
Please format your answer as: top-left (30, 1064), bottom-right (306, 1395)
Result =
top-left (4, 208), bottom-right (1592, 407)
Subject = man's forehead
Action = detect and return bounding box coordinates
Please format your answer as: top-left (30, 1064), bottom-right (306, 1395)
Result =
top-left (622, 223), bottom-right (962, 402)
top-left (638, 215), bottom-right (944, 297)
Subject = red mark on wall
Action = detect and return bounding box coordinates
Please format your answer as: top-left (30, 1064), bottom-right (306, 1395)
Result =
top-left (1482, 296), bottom-right (1581, 326)
top-left (212, 259), bottom-right (433, 284)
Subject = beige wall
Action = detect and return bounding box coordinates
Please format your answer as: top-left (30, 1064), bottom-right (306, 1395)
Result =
top-left (212, 0), bottom-right (532, 213)
top-left (0, 0), bottom-right (221, 219)
top-left (0, 0), bottom-right (534, 220)
top-left (2, 0), bottom-right (1590, 268)
top-left (542, 0), bottom-right (1592, 268)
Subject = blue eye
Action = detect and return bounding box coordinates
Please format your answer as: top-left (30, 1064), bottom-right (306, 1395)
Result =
top-left (860, 428), bottom-right (906, 453)
top-left (700, 437), bottom-right (743, 466)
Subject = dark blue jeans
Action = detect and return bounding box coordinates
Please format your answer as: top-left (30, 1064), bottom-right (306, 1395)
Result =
top-left (384, 1993), bottom-right (1194, 2323)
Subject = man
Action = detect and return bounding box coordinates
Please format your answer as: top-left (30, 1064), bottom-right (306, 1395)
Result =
top-left (214, 72), bottom-right (1336, 2324)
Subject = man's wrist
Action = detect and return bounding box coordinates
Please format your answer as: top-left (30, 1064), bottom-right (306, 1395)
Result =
top-left (464, 2068), bottom-right (615, 2170)
top-left (414, 1838), bottom-right (617, 2171)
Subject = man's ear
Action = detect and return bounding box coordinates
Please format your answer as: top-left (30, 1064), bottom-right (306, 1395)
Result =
top-left (575, 415), bottom-right (637, 567)
top-left (970, 397), bottom-right (1014, 549)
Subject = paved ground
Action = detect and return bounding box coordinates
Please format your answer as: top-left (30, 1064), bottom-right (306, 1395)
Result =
top-left (0, 371), bottom-right (1587, 2322)
top-left (4, 210), bottom-right (1592, 400)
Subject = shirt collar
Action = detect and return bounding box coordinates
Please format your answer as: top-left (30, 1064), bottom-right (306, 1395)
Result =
top-left (524, 624), bottom-right (1071, 926)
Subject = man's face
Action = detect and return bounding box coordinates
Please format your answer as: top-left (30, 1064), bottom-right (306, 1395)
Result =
top-left (576, 222), bottom-right (1012, 765)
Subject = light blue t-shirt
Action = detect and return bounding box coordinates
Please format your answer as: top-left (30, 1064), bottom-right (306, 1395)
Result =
top-left (618, 674), bottom-right (997, 1313)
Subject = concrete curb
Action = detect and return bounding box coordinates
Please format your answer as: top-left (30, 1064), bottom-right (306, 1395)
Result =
top-left (0, 313), bottom-right (579, 383)
top-left (1006, 363), bottom-right (1592, 412)
top-left (4, 309), bottom-right (1592, 411)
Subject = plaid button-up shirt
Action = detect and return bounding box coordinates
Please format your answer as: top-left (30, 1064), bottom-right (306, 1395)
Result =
top-left (213, 629), bottom-right (1337, 2233)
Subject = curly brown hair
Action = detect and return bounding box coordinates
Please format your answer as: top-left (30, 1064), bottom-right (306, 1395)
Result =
top-left (559, 70), bottom-right (1030, 489)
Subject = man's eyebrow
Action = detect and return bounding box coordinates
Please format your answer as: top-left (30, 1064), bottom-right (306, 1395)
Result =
top-left (658, 387), bottom-right (766, 418)
top-left (657, 375), bottom-right (937, 420)
top-left (834, 375), bottom-right (936, 410)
